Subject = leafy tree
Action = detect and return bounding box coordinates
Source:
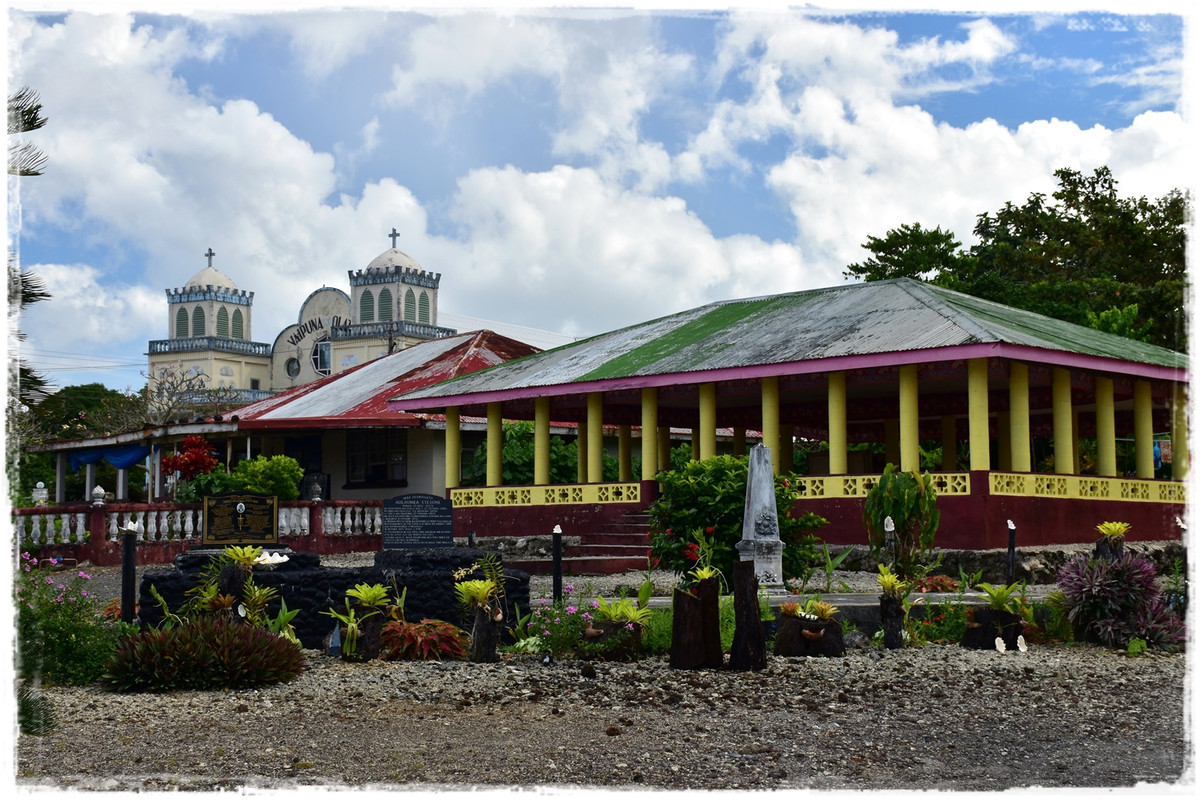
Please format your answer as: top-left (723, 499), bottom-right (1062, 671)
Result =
top-left (846, 166), bottom-right (1189, 351)
top-left (843, 223), bottom-right (973, 282)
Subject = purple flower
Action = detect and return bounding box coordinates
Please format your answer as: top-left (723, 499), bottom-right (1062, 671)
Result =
top-left (566, 605), bottom-right (577, 615)
top-left (564, 584), bottom-right (575, 595)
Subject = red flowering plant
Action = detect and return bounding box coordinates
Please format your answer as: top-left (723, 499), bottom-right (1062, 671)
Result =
top-left (647, 454), bottom-right (828, 588)
top-left (161, 436), bottom-right (219, 481)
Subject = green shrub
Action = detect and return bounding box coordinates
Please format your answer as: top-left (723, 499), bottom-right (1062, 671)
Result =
top-left (648, 455), bottom-right (827, 586)
top-left (862, 463), bottom-right (940, 579)
top-left (102, 616), bottom-right (306, 692)
top-left (16, 552), bottom-right (132, 686)
top-left (381, 619), bottom-right (468, 661)
top-left (176, 454), bottom-right (304, 502)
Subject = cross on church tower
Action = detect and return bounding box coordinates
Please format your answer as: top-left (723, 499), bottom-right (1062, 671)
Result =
top-left (204, 247), bottom-right (216, 267)
top-left (388, 228), bottom-right (400, 248)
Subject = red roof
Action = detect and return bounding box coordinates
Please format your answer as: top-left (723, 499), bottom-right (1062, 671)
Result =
top-left (233, 331), bottom-right (538, 431)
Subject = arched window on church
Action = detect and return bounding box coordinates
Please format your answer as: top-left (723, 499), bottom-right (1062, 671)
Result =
top-left (378, 288), bottom-right (393, 321)
top-left (404, 288), bottom-right (416, 321)
top-left (175, 307), bottom-right (189, 339)
top-left (418, 291), bottom-right (430, 324)
top-left (360, 289), bottom-right (375, 323)
top-left (232, 309), bottom-right (244, 339)
top-left (216, 307), bottom-right (229, 338)
top-left (192, 307), bottom-right (205, 337)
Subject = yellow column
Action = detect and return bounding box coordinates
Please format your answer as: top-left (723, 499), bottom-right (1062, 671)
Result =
top-left (828, 371), bottom-right (848, 474)
top-left (1009, 362), bottom-right (1031, 472)
top-left (691, 433), bottom-right (700, 461)
top-left (657, 427), bottom-right (672, 472)
top-left (899, 365), bottom-right (919, 472)
top-left (968, 358), bottom-right (990, 470)
top-left (577, 420), bottom-right (588, 483)
top-left (1072, 410), bottom-right (1082, 474)
top-left (618, 425), bottom-right (632, 482)
top-left (1095, 376), bottom-right (1116, 477)
top-left (940, 416), bottom-right (957, 470)
top-left (641, 388), bottom-right (658, 481)
top-left (1052, 368), bottom-right (1074, 475)
top-left (534, 397), bottom-right (551, 485)
top-left (1134, 379), bottom-right (1154, 479)
top-left (699, 383), bottom-right (717, 460)
top-left (762, 376), bottom-right (781, 473)
top-left (445, 407), bottom-right (461, 489)
top-left (486, 402), bottom-right (503, 486)
top-left (732, 427), bottom-right (746, 457)
top-left (1172, 384), bottom-right (1188, 481)
top-left (588, 393), bottom-right (604, 482)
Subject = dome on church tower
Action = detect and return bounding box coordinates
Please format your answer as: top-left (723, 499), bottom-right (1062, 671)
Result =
top-left (366, 248), bottom-right (423, 273)
top-left (184, 265), bottom-right (238, 290)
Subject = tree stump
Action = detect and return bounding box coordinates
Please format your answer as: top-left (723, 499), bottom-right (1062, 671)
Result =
top-left (469, 606), bottom-right (500, 663)
top-left (1094, 536), bottom-right (1124, 561)
top-left (774, 614), bottom-right (805, 657)
top-left (669, 578), bottom-right (722, 670)
top-left (728, 562), bottom-right (766, 671)
top-left (880, 595), bottom-right (904, 650)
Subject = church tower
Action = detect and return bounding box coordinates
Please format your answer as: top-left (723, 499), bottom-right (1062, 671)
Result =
top-left (148, 248), bottom-right (272, 399)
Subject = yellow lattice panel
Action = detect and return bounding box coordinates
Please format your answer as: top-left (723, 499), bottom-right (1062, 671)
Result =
top-left (1035, 476), bottom-right (1070, 497)
top-left (453, 483), bottom-right (640, 507)
top-left (1076, 479), bottom-right (1110, 499)
top-left (931, 473), bottom-right (970, 495)
top-left (1157, 482), bottom-right (1186, 503)
top-left (1119, 481), bottom-right (1152, 501)
top-left (990, 473), bottom-right (1030, 495)
top-left (842, 476), bottom-right (876, 497)
top-left (794, 477), bottom-right (827, 497)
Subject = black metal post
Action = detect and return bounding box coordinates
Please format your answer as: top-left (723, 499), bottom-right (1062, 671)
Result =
top-left (552, 525), bottom-right (563, 602)
top-left (121, 530), bottom-right (137, 624)
top-left (1006, 521), bottom-right (1017, 584)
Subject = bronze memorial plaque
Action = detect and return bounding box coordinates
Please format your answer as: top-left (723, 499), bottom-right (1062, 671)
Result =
top-left (202, 492), bottom-right (279, 546)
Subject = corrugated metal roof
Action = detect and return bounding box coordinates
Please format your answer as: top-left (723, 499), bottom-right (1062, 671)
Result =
top-left (234, 331), bottom-right (539, 429)
top-left (391, 279), bottom-right (1187, 409)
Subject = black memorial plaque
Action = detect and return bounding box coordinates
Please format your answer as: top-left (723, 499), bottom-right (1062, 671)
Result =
top-left (202, 492), bottom-right (279, 546)
top-left (382, 493), bottom-right (453, 549)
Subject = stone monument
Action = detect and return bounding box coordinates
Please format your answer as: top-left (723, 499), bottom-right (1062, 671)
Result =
top-left (736, 443), bottom-right (786, 594)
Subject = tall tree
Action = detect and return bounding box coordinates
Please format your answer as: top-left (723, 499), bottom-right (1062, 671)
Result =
top-left (8, 86), bottom-right (51, 403)
top-left (845, 166), bottom-right (1189, 352)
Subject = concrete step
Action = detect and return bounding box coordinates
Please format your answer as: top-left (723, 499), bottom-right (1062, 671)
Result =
top-left (577, 531), bottom-right (650, 547)
top-left (566, 543), bottom-right (651, 558)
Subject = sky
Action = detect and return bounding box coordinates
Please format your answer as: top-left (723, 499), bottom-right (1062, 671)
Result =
top-left (4, 1), bottom-right (1195, 394)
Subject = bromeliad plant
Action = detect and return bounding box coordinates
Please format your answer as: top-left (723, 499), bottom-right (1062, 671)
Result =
top-left (1056, 551), bottom-right (1185, 651)
top-left (977, 582), bottom-right (1028, 616)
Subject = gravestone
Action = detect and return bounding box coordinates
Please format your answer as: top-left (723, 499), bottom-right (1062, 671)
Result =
top-left (382, 493), bottom-right (453, 550)
top-left (735, 444), bottom-right (786, 593)
top-left (202, 492), bottom-right (278, 547)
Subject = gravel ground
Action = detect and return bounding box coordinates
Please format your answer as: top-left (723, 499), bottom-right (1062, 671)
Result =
top-left (15, 553), bottom-right (1196, 794)
top-left (16, 640), bottom-right (1192, 793)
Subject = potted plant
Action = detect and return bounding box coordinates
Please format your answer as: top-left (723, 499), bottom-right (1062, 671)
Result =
top-left (774, 598), bottom-right (844, 657)
top-left (961, 581), bottom-right (1026, 651)
top-left (1094, 521), bottom-right (1130, 561)
top-left (877, 563), bottom-right (907, 650)
top-left (587, 596), bottom-right (651, 660)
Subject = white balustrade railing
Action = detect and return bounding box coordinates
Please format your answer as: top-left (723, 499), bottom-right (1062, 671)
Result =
top-left (15, 500), bottom-right (388, 550)
top-left (13, 510), bottom-right (87, 547)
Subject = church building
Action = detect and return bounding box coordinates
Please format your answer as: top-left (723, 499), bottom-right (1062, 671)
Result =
top-left (147, 229), bottom-right (461, 398)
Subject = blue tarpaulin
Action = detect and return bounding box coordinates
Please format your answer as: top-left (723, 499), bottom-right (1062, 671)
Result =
top-left (69, 444), bottom-right (152, 472)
